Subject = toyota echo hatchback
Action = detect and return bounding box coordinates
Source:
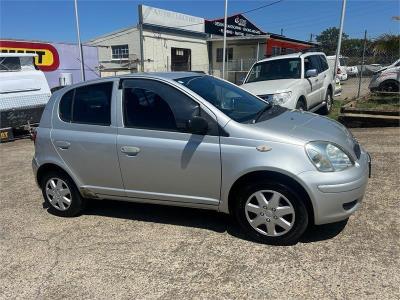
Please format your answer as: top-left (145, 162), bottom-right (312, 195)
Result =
top-left (32, 73), bottom-right (370, 245)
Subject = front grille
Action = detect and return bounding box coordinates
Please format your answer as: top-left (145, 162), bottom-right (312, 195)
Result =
top-left (353, 142), bottom-right (361, 159)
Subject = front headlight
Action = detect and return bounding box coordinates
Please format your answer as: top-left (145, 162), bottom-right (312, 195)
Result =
top-left (272, 92), bottom-right (292, 105)
top-left (305, 141), bottom-right (354, 172)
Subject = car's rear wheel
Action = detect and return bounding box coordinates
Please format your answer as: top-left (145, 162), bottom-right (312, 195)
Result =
top-left (40, 171), bottom-right (85, 217)
top-left (379, 80), bottom-right (399, 92)
top-left (233, 180), bottom-right (308, 245)
top-left (320, 88), bottom-right (333, 115)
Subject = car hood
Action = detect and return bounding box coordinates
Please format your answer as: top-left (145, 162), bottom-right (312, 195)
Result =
top-left (249, 109), bottom-right (357, 157)
top-left (241, 79), bottom-right (298, 95)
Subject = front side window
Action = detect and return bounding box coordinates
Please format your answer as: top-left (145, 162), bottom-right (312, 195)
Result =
top-left (246, 58), bottom-right (301, 83)
top-left (59, 82), bottom-right (113, 125)
top-left (176, 75), bottom-right (269, 124)
top-left (111, 45), bottom-right (129, 60)
top-left (319, 55), bottom-right (329, 71)
top-left (122, 79), bottom-right (201, 132)
top-left (304, 55), bottom-right (321, 73)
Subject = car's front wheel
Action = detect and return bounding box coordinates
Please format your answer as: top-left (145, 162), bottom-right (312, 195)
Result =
top-left (40, 171), bottom-right (85, 217)
top-left (233, 180), bottom-right (308, 245)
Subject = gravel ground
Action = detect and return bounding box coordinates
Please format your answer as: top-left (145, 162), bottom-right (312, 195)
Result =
top-left (0, 128), bottom-right (399, 299)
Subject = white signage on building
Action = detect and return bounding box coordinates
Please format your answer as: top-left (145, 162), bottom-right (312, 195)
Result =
top-left (140, 5), bottom-right (205, 33)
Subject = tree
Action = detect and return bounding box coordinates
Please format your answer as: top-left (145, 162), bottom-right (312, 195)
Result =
top-left (316, 27), bottom-right (349, 55)
top-left (372, 34), bottom-right (400, 61)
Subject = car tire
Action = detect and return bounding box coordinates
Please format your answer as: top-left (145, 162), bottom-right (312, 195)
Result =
top-left (233, 180), bottom-right (309, 246)
top-left (379, 80), bottom-right (399, 92)
top-left (40, 171), bottom-right (85, 217)
top-left (295, 98), bottom-right (307, 111)
top-left (320, 88), bottom-right (333, 115)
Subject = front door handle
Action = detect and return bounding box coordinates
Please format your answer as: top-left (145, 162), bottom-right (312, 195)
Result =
top-left (55, 140), bottom-right (71, 150)
top-left (121, 146), bottom-right (141, 156)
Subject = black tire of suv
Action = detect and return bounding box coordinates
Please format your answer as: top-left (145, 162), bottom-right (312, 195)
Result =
top-left (379, 80), bottom-right (399, 92)
top-left (295, 98), bottom-right (307, 111)
top-left (320, 89), bottom-right (333, 115)
top-left (233, 180), bottom-right (309, 246)
top-left (40, 171), bottom-right (85, 217)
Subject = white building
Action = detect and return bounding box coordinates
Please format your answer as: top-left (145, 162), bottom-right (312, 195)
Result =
top-left (87, 5), bottom-right (209, 76)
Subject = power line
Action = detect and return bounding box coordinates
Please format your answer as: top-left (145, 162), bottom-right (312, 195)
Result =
top-left (242, 0), bottom-right (284, 14)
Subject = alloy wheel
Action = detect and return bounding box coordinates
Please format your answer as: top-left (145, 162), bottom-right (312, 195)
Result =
top-left (45, 178), bottom-right (72, 211)
top-left (245, 190), bottom-right (295, 237)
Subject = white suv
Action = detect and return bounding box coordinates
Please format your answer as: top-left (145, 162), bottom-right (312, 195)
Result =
top-left (241, 52), bottom-right (335, 114)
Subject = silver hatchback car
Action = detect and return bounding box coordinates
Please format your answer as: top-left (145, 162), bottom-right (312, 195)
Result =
top-left (32, 73), bottom-right (371, 245)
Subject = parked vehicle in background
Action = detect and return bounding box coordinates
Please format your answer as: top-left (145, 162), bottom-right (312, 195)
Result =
top-left (241, 52), bottom-right (335, 114)
top-left (327, 55), bottom-right (348, 81)
top-left (0, 53), bottom-right (51, 141)
top-left (32, 73), bottom-right (371, 245)
top-left (369, 58), bottom-right (400, 92)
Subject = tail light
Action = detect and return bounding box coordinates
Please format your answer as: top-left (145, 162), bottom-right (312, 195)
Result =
top-left (337, 68), bottom-right (341, 74)
top-left (30, 129), bottom-right (37, 144)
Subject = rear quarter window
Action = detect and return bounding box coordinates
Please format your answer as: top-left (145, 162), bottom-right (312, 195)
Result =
top-left (58, 82), bottom-right (113, 126)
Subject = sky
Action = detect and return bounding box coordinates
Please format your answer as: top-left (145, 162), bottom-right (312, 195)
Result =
top-left (0, 0), bottom-right (399, 44)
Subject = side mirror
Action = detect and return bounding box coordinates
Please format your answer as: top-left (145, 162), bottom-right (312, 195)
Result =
top-left (187, 116), bottom-right (208, 135)
top-left (305, 69), bottom-right (318, 78)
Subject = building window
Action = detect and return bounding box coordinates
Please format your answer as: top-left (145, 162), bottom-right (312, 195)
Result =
top-left (216, 48), bottom-right (233, 62)
top-left (111, 45), bottom-right (129, 60)
top-left (272, 47), bottom-right (281, 56)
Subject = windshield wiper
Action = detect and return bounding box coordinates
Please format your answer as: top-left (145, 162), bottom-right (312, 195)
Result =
top-left (253, 103), bottom-right (273, 123)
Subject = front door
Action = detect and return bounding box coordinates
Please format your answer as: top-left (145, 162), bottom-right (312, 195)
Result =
top-left (117, 79), bottom-right (221, 206)
top-left (304, 55), bottom-right (324, 108)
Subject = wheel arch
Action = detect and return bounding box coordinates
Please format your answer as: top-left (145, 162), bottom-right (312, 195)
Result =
top-left (227, 170), bottom-right (315, 224)
top-left (37, 163), bottom-right (78, 189)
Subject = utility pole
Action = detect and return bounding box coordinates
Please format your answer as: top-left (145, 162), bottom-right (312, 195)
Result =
top-left (333, 0), bottom-right (347, 79)
top-left (74, 0), bottom-right (85, 81)
top-left (222, 0), bottom-right (228, 79)
top-left (357, 30), bottom-right (367, 98)
top-left (138, 5), bottom-right (145, 72)
top-left (309, 33), bottom-right (313, 42)
top-left (280, 28), bottom-right (283, 36)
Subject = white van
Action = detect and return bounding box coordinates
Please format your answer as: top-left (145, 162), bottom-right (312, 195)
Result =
top-left (241, 52), bottom-right (335, 114)
top-left (0, 53), bottom-right (51, 140)
top-left (327, 55), bottom-right (349, 81)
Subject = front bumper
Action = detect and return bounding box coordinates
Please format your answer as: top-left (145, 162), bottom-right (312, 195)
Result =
top-left (298, 151), bottom-right (370, 225)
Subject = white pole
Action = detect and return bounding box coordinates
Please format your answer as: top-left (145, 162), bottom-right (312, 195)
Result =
top-left (74, 0), bottom-right (85, 81)
top-left (222, 0), bottom-right (228, 79)
top-left (333, 0), bottom-right (347, 79)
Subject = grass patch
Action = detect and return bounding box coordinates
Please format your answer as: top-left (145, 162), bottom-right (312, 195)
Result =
top-left (355, 94), bottom-right (400, 110)
top-left (328, 100), bottom-right (344, 120)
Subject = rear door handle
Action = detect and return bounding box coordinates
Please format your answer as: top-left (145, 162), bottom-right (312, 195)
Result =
top-left (55, 141), bottom-right (71, 150)
top-left (121, 146), bottom-right (140, 156)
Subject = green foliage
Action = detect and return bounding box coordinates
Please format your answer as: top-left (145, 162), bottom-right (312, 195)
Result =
top-left (372, 34), bottom-right (400, 60)
top-left (316, 27), bottom-right (349, 55)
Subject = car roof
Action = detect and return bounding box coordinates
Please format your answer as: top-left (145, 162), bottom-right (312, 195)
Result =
top-left (256, 52), bottom-right (326, 63)
top-left (120, 71), bottom-right (203, 80)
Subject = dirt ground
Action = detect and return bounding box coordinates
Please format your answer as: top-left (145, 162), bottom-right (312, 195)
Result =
top-left (0, 128), bottom-right (399, 299)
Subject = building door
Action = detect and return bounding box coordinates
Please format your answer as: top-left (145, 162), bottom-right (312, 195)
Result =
top-left (171, 48), bottom-right (191, 71)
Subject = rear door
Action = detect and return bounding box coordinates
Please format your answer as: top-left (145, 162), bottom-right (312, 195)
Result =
top-left (318, 55), bottom-right (331, 99)
top-left (116, 79), bottom-right (221, 206)
top-left (51, 80), bottom-right (124, 196)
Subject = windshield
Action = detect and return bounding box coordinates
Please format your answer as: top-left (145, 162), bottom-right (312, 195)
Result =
top-left (175, 75), bottom-right (269, 123)
top-left (246, 58), bottom-right (301, 83)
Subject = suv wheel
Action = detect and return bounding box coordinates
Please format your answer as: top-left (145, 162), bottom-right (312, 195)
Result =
top-left (295, 98), bottom-right (307, 111)
top-left (41, 171), bottom-right (85, 217)
top-left (379, 80), bottom-right (399, 92)
top-left (233, 181), bottom-right (308, 245)
top-left (320, 89), bottom-right (333, 115)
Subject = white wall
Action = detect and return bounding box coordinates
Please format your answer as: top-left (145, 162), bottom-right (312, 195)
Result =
top-left (142, 30), bottom-right (208, 73)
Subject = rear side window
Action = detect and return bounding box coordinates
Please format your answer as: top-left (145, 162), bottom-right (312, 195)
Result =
top-left (58, 82), bottom-right (113, 126)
